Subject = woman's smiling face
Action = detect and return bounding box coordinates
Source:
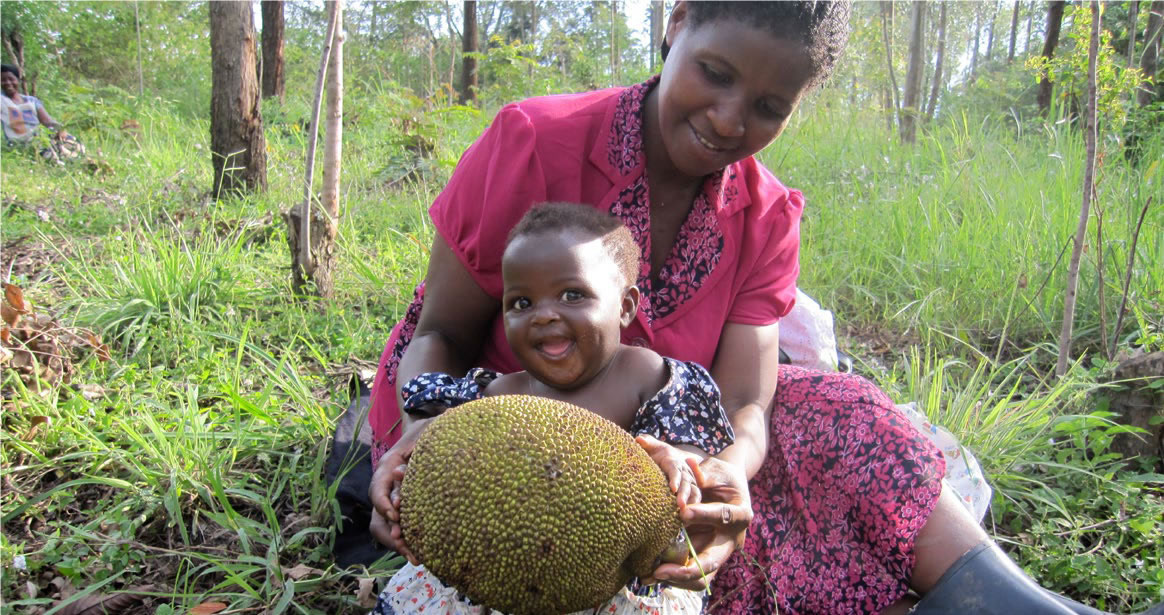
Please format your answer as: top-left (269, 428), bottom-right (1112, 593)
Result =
top-left (1, 71), bottom-right (20, 98)
top-left (650, 5), bottom-right (817, 181)
top-left (501, 229), bottom-right (636, 392)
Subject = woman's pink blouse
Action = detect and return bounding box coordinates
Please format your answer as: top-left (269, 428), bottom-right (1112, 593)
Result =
top-left (370, 80), bottom-right (803, 451)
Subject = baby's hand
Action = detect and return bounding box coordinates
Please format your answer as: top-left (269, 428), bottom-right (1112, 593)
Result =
top-left (635, 434), bottom-right (703, 508)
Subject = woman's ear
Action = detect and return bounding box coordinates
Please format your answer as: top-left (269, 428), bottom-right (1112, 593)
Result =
top-left (620, 286), bottom-right (641, 328)
top-left (664, 1), bottom-right (690, 50)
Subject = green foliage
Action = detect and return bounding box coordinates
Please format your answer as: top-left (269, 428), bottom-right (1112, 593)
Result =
top-left (1025, 3), bottom-right (1145, 127)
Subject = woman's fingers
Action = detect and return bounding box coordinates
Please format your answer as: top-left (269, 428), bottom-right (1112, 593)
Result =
top-left (634, 434), bottom-right (703, 505)
top-left (647, 456), bottom-right (754, 588)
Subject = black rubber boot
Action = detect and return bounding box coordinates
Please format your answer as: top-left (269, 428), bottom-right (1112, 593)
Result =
top-left (910, 542), bottom-right (1103, 615)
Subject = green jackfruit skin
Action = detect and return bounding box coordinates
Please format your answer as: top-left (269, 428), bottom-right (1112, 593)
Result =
top-left (400, 395), bottom-right (683, 615)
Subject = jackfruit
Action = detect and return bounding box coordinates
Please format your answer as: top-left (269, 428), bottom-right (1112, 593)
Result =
top-left (399, 394), bottom-right (684, 615)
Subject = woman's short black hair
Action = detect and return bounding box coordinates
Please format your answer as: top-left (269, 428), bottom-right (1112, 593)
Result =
top-left (1, 64), bottom-right (20, 79)
top-left (661, 1), bottom-right (851, 88)
top-left (506, 203), bottom-right (641, 288)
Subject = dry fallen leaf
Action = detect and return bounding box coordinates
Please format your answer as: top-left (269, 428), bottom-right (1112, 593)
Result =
top-left (188, 601), bottom-right (228, 615)
top-left (356, 577), bottom-right (378, 608)
top-left (85, 333), bottom-right (112, 362)
top-left (50, 576), bottom-right (76, 600)
top-left (4, 283), bottom-right (28, 312)
top-left (55, 585), bottom-right (154, 615)
top-left (23, 416), bottom-right (51, 441)
top-left (282, 563), bottom-right (323, 581)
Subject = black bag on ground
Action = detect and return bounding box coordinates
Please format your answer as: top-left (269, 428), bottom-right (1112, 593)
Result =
top-left (325, 384), bottom-right (392, 568)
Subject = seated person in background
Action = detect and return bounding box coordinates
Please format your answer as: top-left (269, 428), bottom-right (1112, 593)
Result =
top-left (2, 64), bottom-right (61, 144)
top-left (2, 63), bottom-right (83, 163)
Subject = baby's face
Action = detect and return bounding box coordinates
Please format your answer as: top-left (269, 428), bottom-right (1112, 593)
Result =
top-left (501, 230), bottom-right (633, 391)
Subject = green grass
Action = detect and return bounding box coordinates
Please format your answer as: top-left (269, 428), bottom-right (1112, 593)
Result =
top-left (2, 83), bottom-right (1161, 614)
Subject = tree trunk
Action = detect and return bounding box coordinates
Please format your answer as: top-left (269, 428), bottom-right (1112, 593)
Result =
top-left (926, 1), bottom-right (948, 120)
top-left (1140, 0), bottom-right (1163, 106)
top-left (986, 6), bottom-right (998, 63)
top-left (209, 0), bottom-right (267, 198)
top-left (609, 0), bottom-right (619, 86)
top-left (1128, 1), bottom-right (1139, 69)
top-left (1057, 0), bottom-right (1101, 377)
top-left (650, 0), bottom-right (664, 72)
top-left (1008, 0), bottom-right (1021, 62)
top-left (881, 1), bottom-right (901, 127)
top-left (971, 9), bottom-right (981, 78)
top-left (1037, 1), bottom-right (1066, 114)
top-left (1026, 1), bottom-right (1034, 54)
top-left (900, 0), bottom-right (927, 144)
top-left (261, 0), bottom-right (285, 101)
top-left (286, 0), bottom-right (343, 298)
top-left (460, 1), bottom-right (478, 104)
top-left (3, 27), bottom-right (30, 95)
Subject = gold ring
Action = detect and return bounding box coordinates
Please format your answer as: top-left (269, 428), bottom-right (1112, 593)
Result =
top-left (721, 506), bottom-right (731, 525)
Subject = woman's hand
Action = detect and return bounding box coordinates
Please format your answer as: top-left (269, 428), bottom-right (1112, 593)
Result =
top-left (635, 434), bottom-right (704, 507)
top-left (649, 456), bottom-right (752, 591)
top-left (368, 417), bottom-right (433, 565)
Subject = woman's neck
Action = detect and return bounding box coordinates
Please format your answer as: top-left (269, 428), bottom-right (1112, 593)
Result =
top-left (642, 89), bottom-right (704, 200)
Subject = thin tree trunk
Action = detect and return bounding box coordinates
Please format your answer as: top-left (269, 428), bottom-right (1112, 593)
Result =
top-left (1139, 0), bottom-right (1163, 106)
top-left (986, 5), bottom-right (998, 62)
top-left (461, 1), bottom-right (478, 104)
top-left (926, 1), bottom-right (948, 120)
top-left (901, 0), bottom-right (927, 144)
top-left (286, 0), bottom-right (341, 297)
top-left (261, 1), bottom-right (285, 101)
top-left (4, 27), bottom-right (30, 95)
top-left (1008, 0), bottom-right (1021, 62)
top-left (446, 3), bottom-right (457, 91)
top-left (971, 9), bottom-right (981, 78)
top-left (881, 1), bottom-right (901, 127)
top-left (134, 0), bottom-right (144, 96)
top-left (1128, 1), bottom-right (1140, 68)
top-left (610, 0), bottom-right (619, 86)
top-left (313, 2), bottom-right (343, 299)
top-left (1057, 0), bottom-right (1101, 377)
top-left (1026, 1), bottom-right (1034, 54)
top-left (1037, 1), bottom-right (1066, 114)
top-left (650, 0), bottom-right (663, 72)
top-left (209, 0), bottom-right (267, 197)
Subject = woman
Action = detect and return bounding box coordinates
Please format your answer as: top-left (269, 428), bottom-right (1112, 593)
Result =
top-left (2, 64), bottom-right (82, 163)
top-left (1, 64), bottom-right (61, 143)
top-left (365, 3), bottom-right (1156, 614)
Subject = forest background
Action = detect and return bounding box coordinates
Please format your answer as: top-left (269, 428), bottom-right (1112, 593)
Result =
top-left (0, 1), bottom-right (1162, 614)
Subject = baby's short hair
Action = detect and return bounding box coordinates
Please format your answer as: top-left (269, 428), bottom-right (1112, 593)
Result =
top-left (507, 203), bottom-right (641, 288)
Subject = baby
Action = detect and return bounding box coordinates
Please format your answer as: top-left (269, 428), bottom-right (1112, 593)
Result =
top-left (377, 203), bottom-right (735, 615)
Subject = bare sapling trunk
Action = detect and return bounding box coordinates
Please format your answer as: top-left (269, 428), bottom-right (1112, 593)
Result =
top-left (900, 1), bottom-right (927, 144)
top-left (1139, 1), bottom-right (1163, 106)
top-left (209, 0), bottom-right (267, 197)
top-left (461, 1), bottom-right (478, 104)
top-left (1038, 1), bottom-right (1066, 114)
top-left (1128, 1), bottom-right (1140, 69)
top-left (881, 1), bottom-right (901, 129)
top-left (286, 0), bottom-right (342, 298)
top-left (1008, 0), bottom-right (1020, 62)
top-left (1056, 0), bottom-right (1101, 377)
top-left (926, 2), bottom-right (948, 120)
top-left (650, 1), bottom-right (663, 72)
top-left (261, 0), bottom-right (286, 101)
